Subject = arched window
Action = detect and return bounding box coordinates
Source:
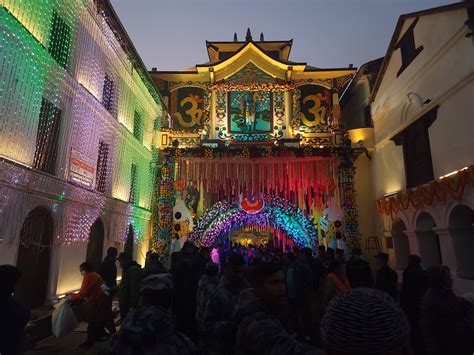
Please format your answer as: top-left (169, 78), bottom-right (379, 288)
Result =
top-left (449, 205), bottom-right (474, 279)
top-left (86, 218), bottom-right (105, 272)
top-left (391, 219), bottom-right (410, 269)
top-left (15, 207), bottom-right (54, 308)
top-left (415, 212), bottom-right (441, 268)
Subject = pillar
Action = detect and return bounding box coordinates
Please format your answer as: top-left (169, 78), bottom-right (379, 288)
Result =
top-left (433, 227), bottom-right (458, 272)
top-left (404, 231), bottom-right (420, 256)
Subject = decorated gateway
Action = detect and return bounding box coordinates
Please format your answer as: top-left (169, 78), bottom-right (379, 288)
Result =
top-left (149, 30), bottom-right (362, 259)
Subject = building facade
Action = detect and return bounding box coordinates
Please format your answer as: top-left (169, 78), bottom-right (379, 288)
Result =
top-left (0, 0), bottom-right (164, 308)
top-left (344, 3), bottom-right (474, 292)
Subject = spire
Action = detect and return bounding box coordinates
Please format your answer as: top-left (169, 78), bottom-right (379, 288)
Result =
top-left (233, 32), bottom-right (238, 42)
top-left (260, 32), bottom-right (264, 41)
top-left (245, 28), bottom-right (252, 42)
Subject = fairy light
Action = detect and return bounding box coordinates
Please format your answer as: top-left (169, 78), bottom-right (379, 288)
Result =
top-left (0, 1), bottom-right (163, 244)
top-left (189, 196), bottom-right (317, 248)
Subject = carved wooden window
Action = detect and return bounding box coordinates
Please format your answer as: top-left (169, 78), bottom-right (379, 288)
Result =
top-left (392, 107), bottom-right (438, 188)
top-left (394, 18), bottom-right (423, 77)
top-left (33, 99), bottom-right (62, 175)
top-left (96, 140), bottom-right (109, 193)
top-left (133, 111), bottom-right (144, 143)
top-left (48, 12), bottom-right (71, 69)
top-left (102, 74), bottom-right (115, 114)
top-left (129, 163), bottom-right (138, 204)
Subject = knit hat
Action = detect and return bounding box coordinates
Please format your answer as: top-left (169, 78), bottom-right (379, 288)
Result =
top-left (321, 288), bottom-right (410, 354)
top-left (140, 274), bottom-right (172, 292)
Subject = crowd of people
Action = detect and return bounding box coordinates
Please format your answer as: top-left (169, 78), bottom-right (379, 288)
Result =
top-left (1, 241), bottom-right (474, 355)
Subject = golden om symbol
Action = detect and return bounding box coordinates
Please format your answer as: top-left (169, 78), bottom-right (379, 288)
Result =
top-left (174, 94), bottom-right (203, 128)
top-left (299, 94), bottom-right (326, 127)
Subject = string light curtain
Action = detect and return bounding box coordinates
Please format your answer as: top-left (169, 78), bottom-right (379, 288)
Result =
top-left (0, 1), bottom-right (162, 244)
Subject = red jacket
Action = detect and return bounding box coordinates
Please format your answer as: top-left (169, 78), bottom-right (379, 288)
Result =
top-left (72, 272), bottom-right (104, 305)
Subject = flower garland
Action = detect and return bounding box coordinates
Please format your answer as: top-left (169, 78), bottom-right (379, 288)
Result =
top-left (339, 162), bottom-right (361, 249)
top-left (377, 166), bottom-right (474, 217)
top-left (208, 81), bottom-right (295, 92)
top-left (152, 150), bottom-right (175, 261)
top-left (188, 195), bottom-right (317, 248)
top-left (170, 145), bottom-right (335, 160)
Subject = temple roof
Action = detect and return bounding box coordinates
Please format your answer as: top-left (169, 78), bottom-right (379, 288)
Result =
top-left (206, 38), bottom-right (293, 62)
top-left (151, 32), bottom-right (356, 85)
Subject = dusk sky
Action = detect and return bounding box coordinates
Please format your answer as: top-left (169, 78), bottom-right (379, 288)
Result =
top-left (110, 0), bottom-right (455, 71)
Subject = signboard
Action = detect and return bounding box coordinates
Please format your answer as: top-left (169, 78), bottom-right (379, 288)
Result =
top-left (69, 148), bottom-right (95, 189)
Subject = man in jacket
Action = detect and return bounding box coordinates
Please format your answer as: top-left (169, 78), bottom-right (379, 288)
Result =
top-left (420, 265), bottom-right (472, 355)
top-left (171, 241), bottom-right (201, 341)
top-left (234, 262), bottom-right (320, 355)
top-left (98, 247), bottom-right (118, 335)
top-left (286, 251), bottom-right (313, 339)
top-left (101, 274), bottom-right (195, 355)
top-left (374, 252), bottom-right (398, 300)
top-left (203, 253), bottom-right (249, 355)
top-left (0, 265), bottom-right (30, 355)
top-left (117, 252), bottom-right (142, 320)
top-left (99, 247), bottom-right (118, 288)
top-left (346, 247), bottom-right (373, 288)
top-left (400, 255), bottom-right (427, 355)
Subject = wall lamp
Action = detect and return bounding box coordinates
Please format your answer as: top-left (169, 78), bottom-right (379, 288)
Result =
top-left (407, 92), bottom-right (432, 107)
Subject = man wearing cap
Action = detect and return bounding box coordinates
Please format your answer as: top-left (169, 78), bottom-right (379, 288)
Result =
top-left (116, 252), bottom-right (142, 319)
top-left (374, 252), bottom-right (398, 300)
top-left (321, 288), bottom-right (410, 355)
top-left (101, 274), bottom-right (195, 354)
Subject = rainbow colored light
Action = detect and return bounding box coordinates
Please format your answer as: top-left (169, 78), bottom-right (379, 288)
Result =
top-left (189, 195), bottom-right (317, 248)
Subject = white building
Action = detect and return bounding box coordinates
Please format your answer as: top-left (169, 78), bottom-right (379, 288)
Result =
top-left (0, 0), bottom-right (164, 308)
top-left (360, 2), bottom-right (473, 292)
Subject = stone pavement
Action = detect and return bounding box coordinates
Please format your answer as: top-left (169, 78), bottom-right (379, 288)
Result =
top-left (26, 323), bottom-right (106, 355)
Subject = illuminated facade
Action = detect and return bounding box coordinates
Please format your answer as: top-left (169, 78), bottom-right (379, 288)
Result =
top-left (0, 0), bottom-right (163, 306)
top-left (150, 30), bottom-right (361, 260)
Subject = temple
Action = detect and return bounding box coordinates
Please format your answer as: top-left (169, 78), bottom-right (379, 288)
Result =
top-left (149, 29), bottom-right (359, 255)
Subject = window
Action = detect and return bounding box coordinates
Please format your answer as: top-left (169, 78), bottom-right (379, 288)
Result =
top-left (394, 18), bottom-right (423, 77)
top-left (133, 111), bottom-right (144, 143)
top-left (96, 140), bottom-right (109, 193)
top-left (102, 74), bottom-right (114, 113)
top-left (48, 12), bottom-right (71, 69)
top-left (129, 164), bottom-right (138, 204)
top-left (33, 99), bottom-right (62, 175)
top-left (392, 106), bottom-right (438, 188)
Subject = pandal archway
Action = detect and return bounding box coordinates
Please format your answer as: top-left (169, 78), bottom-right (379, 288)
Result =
top-left (152, 145), bottom-right (362, 260)
top-left (188, 195), bottom-right (317, 248)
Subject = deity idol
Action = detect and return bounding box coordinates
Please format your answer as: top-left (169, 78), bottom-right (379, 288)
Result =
top-left (240, 92), bottom-right (262, 132)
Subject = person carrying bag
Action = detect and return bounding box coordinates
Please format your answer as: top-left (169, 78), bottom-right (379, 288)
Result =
top-left (68, 262), bottom-right (112, 348)
top-left (52, 299), bottom-right (78, 338)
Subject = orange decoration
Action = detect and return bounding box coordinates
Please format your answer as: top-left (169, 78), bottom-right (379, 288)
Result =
top-left (377, 166), bottom-right (474, 218)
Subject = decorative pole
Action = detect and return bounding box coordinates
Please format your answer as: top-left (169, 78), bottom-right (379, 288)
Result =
top-left (338, 152), bottom-right (361, 250)
top-left (332, 85), bottom-right (360, 249)
top-left (153, 148), bottom-right (175, 266)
